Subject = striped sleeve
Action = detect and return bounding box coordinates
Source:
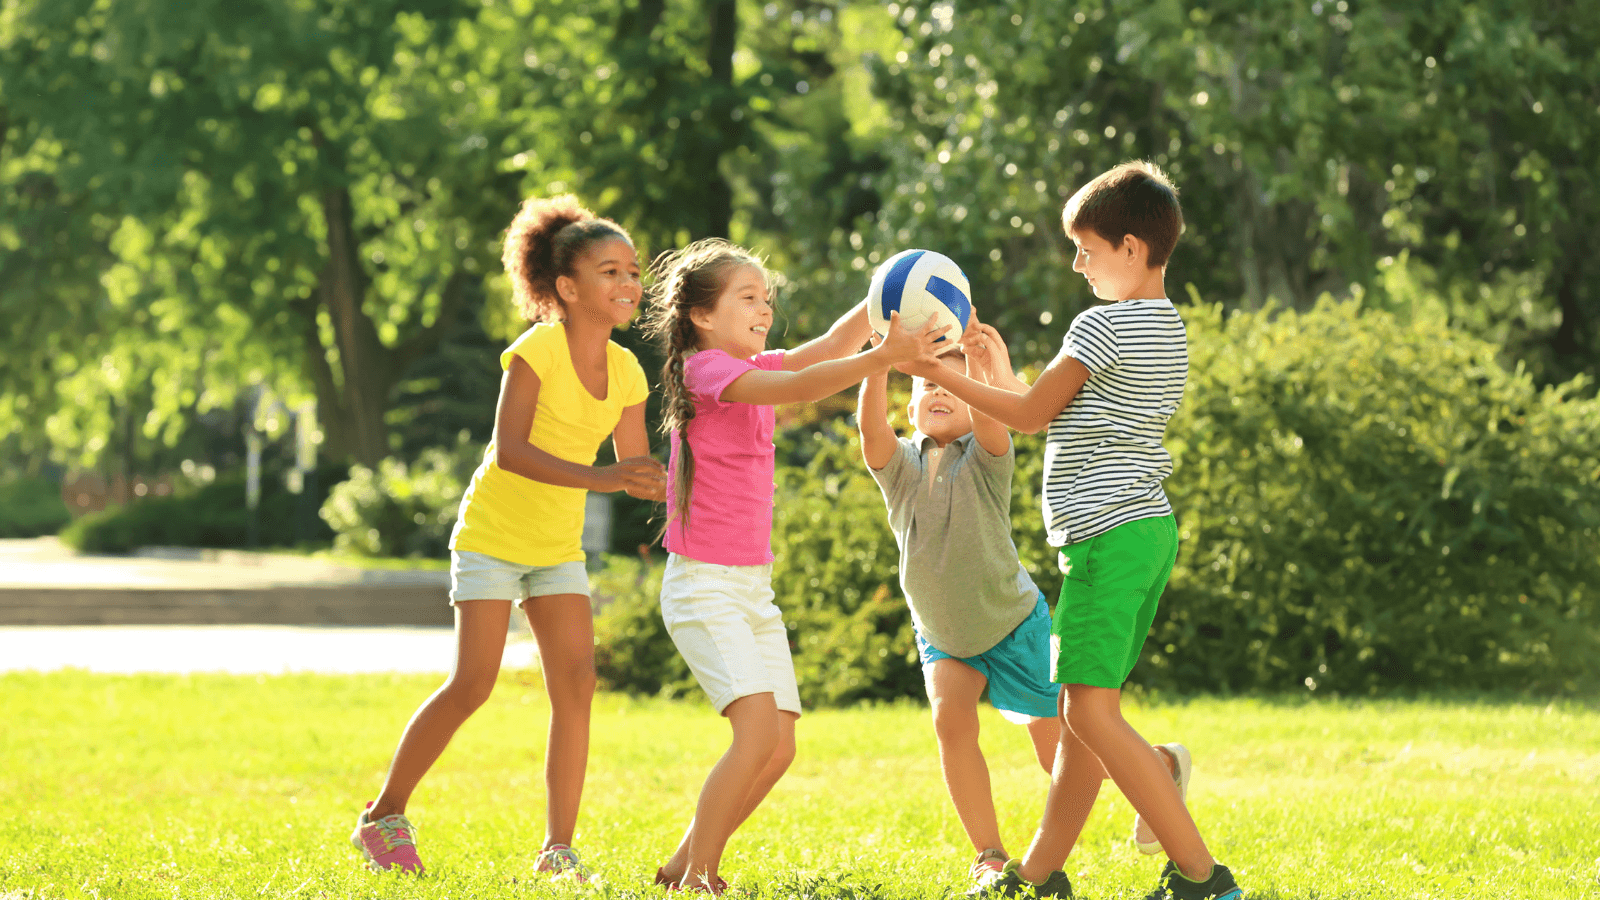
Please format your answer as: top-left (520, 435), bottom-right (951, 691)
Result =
top-left (1063, 307), bottom-right (1119, 372)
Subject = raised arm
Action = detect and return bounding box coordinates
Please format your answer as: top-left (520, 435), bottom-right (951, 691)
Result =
top-left (897, 345), bottom-right (1090, 435)
top-left (858, 367), bottom-right (898, 470)
top-left (723, 312), bottom-right (948, 407)
top-left (494, 357), bottom-right (665, 493)
top-left (962, 345), bottom-right (1012, 457)
top-left (782, 298), bottom-right (873, 371)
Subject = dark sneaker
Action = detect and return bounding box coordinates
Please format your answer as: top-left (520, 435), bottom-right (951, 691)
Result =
top-left (1144, 861), bottom-right (1242, 900)
top-left (968, 859), bottom-right (1073, 898)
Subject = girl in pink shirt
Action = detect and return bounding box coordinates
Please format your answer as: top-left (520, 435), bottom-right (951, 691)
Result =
top-left (639, 239), bottom-right (946, 893)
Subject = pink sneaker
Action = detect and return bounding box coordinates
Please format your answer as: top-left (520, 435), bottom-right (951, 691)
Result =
top-left (351, 802), bottom-right (424, 873)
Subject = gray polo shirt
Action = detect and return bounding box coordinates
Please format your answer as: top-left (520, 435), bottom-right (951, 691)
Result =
top-left (868, 431), bottom-right (1041, 658)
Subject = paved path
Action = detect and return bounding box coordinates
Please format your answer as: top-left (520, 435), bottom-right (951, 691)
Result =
top-left (0, 538), bottom-right (537, 674)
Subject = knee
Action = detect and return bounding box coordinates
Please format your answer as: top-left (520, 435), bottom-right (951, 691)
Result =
top-left (930, 699), bottom-right (980, 747)
top-left (768, 729), bottom-right (797, 773)
top-left (441, 671), bottom-right (497, 713)
top-left (543, 655), bottom-right (597, 709)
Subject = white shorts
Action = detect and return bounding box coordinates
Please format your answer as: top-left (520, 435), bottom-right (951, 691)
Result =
top-left (450, 551), bottom-right (590, 604)
top-left (659, 553), bottom-right (802, 716)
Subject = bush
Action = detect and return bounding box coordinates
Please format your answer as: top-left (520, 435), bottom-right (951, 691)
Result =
top-left (592, 554), bottom-right (697, 700)
top-left (319, 442), bottom-right (480, 559)
top-left (59, 462), bottom-right (346, 553)
top-left (1146, 298), bottom-right (1600, 695)
top-left (592, 297), bottom-right (1600, 704)
top-left (0, 475), bottom-right (71, 538)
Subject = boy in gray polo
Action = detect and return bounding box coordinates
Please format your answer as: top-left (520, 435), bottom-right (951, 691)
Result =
top-left (858, 346), bottom-right (1060, 887)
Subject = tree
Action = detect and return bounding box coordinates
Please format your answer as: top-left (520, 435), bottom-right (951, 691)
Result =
top-left (1, 0), bottom-right (559, 466)
top-left (861, 0), bottom-right (1600, 384)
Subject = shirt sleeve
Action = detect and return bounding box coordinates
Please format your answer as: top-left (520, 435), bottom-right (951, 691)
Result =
top-left (501, 325), bottom-right (560, 378)
top-left (684, 349), bottom-right (779, 404)
top-left (615, 344), bottom-right (649, 407)
top-left (1062, 307), bottom-right (1120, 373)
top-left (967, 435), bottom-right (1016, 493)
top-left (867, 437), bottom-right (922, 511)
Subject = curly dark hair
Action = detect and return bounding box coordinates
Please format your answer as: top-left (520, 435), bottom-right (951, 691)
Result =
top-left (500, 194), bottom-right (633, 323)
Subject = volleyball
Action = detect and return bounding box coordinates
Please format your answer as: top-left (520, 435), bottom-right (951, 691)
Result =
top-left (866, 249), bottom-right (972, 344)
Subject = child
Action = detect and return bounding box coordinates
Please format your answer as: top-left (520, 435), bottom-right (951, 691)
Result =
top-left (861, 341), bottom-right (1193, 888)
top-left (858, 345), bottom-right (1060, 885)
top-left (639, 238), bottom-right (948, 894)
top-left (349, 196), bottom-right (666, 878)
top-left (896, 162), bottom-right (1242, 900)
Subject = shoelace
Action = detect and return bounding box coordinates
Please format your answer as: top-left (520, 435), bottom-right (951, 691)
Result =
top-left (540, 847), bottom-right (586, 874)
top-left (373, 818), bottom-right (416, 854)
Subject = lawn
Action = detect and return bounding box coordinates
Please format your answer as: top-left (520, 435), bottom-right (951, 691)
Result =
top-left (1, 670), bottom-right (1595, 899)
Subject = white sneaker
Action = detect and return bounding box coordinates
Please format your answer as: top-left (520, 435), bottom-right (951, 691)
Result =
top-left (1134, 742), bottom-right (1192, 855)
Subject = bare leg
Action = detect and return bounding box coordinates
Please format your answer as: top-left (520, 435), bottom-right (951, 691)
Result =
top-left (1040, 685), bottom-right (1214, 881)
top-left (660, 709), bottom-right (797, 884)
top-left (923, 659), bottom-right (1007, 856)
top-left (661, 693), bottom-right (783, 889)
top-left (370, 601), bottom-right (512, 820)
top-left (523, 593), bottom-right (596, 850)
top-left (1014, 687), bottom-right (1106, 883)
top-left (1024, 714), bottom-right (1066, 776)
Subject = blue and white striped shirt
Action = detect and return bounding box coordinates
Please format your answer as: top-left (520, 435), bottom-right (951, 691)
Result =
top-left (1043, 298), bottom-right (1188, 546)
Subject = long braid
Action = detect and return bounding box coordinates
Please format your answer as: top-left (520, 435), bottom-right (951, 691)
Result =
top-left (640, 238), bottom-right (769, 540)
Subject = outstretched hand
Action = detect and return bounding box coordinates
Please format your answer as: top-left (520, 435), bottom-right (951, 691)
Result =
top-left (961, 322), bottom-right (1014, 383)
top-left (876, 310), bottom-right (952, 369)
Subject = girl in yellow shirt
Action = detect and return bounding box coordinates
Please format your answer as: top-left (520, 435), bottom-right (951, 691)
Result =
top-left (349, 196), bottom-right (666, 878)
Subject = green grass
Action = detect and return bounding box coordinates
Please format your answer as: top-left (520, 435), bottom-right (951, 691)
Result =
top-left (2, 672), bottom-right (1596, 899)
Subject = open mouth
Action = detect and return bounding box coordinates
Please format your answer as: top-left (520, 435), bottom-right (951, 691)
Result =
top-left (752, 325), bottom-right (768, 335)
top-left (929, 403), bottom-right (953, 415)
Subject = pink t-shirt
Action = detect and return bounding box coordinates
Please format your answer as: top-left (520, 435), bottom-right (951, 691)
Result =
top-left (664, 348), bottom-right (786, 565)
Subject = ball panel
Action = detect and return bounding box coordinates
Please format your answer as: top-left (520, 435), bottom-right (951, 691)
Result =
top-left (877, 249), bottom-right (926, 318)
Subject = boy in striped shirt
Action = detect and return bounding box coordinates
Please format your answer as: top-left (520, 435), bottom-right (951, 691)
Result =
top-left (901, 161), bottom-right (1241, 900)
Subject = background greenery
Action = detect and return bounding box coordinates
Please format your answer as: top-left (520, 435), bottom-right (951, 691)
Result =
top-left (2, 671), bottom-right (1597, 900)
top-left (3, 1), bottom-right (1598, 697)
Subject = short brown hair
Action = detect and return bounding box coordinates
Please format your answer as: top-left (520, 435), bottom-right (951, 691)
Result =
top-left (1061, 161), bottom-right (1184, 268)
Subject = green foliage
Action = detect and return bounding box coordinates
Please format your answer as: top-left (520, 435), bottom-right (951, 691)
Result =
top-left (864, 0), bottom-right (1600, 385)
top-left (592, 554), bottom-right (696, 700)
top-left (596, 299), bottom-right (1598, 702)
top-left (0, 475), bottom-right (71, 538)
top-left (1149, 295), bottom-right (1600, 695)
top-left (59, 463), bottom-right (345, 553)
top-left (319, 441), bottom-right (479, 558)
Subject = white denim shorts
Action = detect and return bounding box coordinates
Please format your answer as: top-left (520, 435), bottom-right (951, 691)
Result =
top-left (659, 553), bottom-right (801, 716)
top-left (449, 551), bottom-right (590, 604)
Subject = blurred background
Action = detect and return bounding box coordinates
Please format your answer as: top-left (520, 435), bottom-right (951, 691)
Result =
top-left (1, 1), bottom-right (1596, 696)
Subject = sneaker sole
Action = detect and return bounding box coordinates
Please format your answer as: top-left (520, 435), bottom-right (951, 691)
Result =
top-left (1134, 743), bottom-right (1193, 855)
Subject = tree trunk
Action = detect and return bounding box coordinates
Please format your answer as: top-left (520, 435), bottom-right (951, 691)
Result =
top-left (703, 0), bottom-right (737, 240)
top-left (314, 186), bottom-right (394, 466)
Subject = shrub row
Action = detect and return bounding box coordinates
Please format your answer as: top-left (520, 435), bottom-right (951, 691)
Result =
top-left (0, 475), bottom-right (71, 538)
top-left (596, 299), bottom-right (1599, 700)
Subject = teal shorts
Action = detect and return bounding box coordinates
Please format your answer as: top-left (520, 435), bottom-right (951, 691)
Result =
top-left (915, 594), bottom-right (1059, 719)
top-left (1050, 515), bottom-right (1178, 688)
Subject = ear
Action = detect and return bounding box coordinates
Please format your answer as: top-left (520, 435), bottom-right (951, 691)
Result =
top-left (688, 304), bottom-right (716, 332)
top-left (1119, 234), bottom-right (1150, 268)
top-left (555, 273), bottom-right (579, 305)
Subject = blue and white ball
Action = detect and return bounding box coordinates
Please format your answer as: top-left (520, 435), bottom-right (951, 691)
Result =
top-left (866, 249), bottom-right (972, 344)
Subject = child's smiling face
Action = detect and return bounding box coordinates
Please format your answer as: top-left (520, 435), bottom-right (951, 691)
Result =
top-left (908, 354), bottom-right (973, 444)
top-left (560, 236), bottom-right (643, 328)
top-left (690, 263), bottom-right (772, 359)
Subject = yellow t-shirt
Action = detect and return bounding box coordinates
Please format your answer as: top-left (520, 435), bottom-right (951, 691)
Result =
top-left (450, 322), bottom-right (649, 566)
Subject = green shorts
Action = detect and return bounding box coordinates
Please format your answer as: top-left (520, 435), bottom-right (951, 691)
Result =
top-left (1050, 515), bottom-right (1178, 688)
